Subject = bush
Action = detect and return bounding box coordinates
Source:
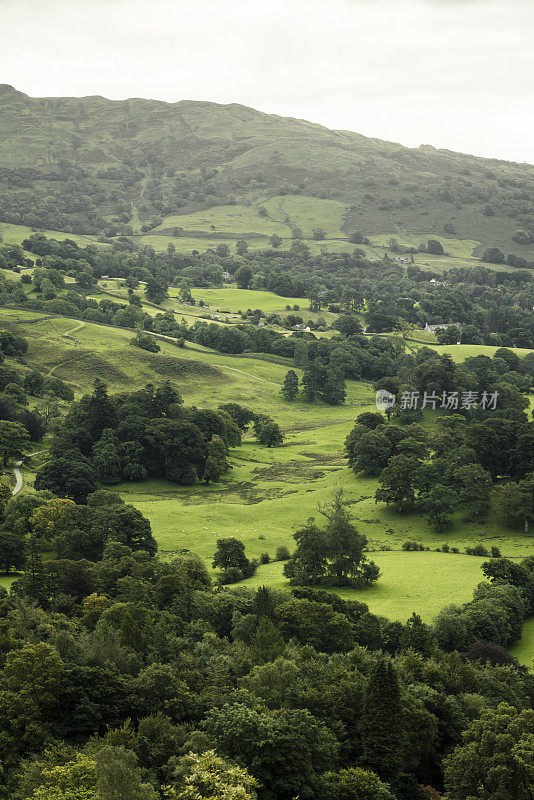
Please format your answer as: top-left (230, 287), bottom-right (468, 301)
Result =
top-left (402, 540), bottom-right (425, 551)
top-left (259, 553), bottom-right (270, 565)
top-left (491, 546), bottom-right (502, 558)
top-left (219, 567), bottom-right (244, 585)
top-left (275, 545), bottom-right (291, 561)
top-left (465, 544), bottom-right (489, 557)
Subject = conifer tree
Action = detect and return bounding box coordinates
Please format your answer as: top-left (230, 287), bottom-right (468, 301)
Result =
top-left (361, 659), bottom-right (403, 783)
top-left (251, 617), bottom-right (286, 664)
top-left (281, 369), bottom-right (299, 401)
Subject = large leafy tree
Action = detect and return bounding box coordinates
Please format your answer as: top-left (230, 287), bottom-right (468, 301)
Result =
top-left (203, 703), bottom-right (338, 799)
top-left (172, 749), bottom-right (258, 800)
top-left (0, 420), bottom-right (30, 465)
top-left (444, 703), bottom-right (534, 800)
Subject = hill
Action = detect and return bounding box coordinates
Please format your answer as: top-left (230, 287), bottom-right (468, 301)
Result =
top-left (1, 84), bottom-right (534, 260)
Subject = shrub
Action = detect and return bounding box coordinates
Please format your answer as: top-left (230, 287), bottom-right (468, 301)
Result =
top-left (275, 545), bottom-right (291, 561)
top-left (402, 540), bottom-right (425, 551)
top-left (219, 567), bottom-right (244, 585)
top-left (465, 544), bottom-right (489, 557)
top-left (259, 553), bottom-right (270, 565)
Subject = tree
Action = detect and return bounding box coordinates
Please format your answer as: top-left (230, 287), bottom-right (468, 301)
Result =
top-left (235, 240), bottom-right (249, 257)
top-left (145, 277), bottom-right (168, 304)
top-left (92, 429), bottom-right (122, 484)
top-left (250, 618), bottom-right (286, 664)
top-left (218, 403), bottom-right (256, 431)
top-left (269, 234), bottom-right (282, 248)
top-left (256, 421), bottom-right (283, 447)
top-left (423, 483), bottom-right (457, 530)
top-left (213, 538), bottom-right (251, 574)
top-left (0, 529), bottom-right (25, 572)
top-left (348, 430), bottom-right (392, 476)
top-left (482, 246), bottom-right (505, 264)
top-left (375, 455), bottom-right (423, 512)
top-left (444, 703), bottom-right (534, 800)
top-left (312, 226), bottom-right (326, 240)
top-left (204, 704), bottom-right (338, 800)
top-left (318, 767), bottom-right (396, 800)
top-left (91, 504), bottom-right (157, 555)
top-left (335, 315), bottom-right (364, 336)
top-left (30, 497), bottom-right (76, 544)
top-left (172, 749), bottom-right (258, 800)
top-left (493, 478), bottom-right (534, 532)
top-left (130, 332), bottom-right (160, 353)
top-left (287, 520), bottom-right (329, 585)
top-left (453, 463), bottom-right (492, 521)
top-left (35, 451), bottom-right (97, 504)
top-left (321, 369), bottom-right (346, 405)
top-left (24, 752), bottom-right (97, 800)
top-left (0, 420), bottom-right (30, 465)
top-left (426, 239), bottom-right (444, 255)
top-left (281, 369), bottom-right (299, 401)
top-left (23, 370), bottom-right (45, 397)
top-left (400, 612), bottom-right (434, 657)
top-left (361, 659), bottom-right (403, 783)
top-left (235, 266), bottom-right (252, 289)
top-left (322, 490), bottom-right (373, 587)
top-left (94, 745), bottom-right (157, 800)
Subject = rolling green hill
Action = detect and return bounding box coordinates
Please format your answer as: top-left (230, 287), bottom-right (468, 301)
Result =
top-left (1, 83), bottom-right (534, 261)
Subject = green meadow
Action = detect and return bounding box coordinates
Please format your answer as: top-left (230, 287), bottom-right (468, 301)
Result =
top-left (1, 294), bottom-right (533, 632)
top-left (510, 617), bottom-right (534, 668)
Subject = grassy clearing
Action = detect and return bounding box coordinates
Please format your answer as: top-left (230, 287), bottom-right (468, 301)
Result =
top-left (371, 232), bottom-right (480, 259)
top-left (184, 287), bottom-right (309, 313)
top-left (153, 204), bottom-right (288, 237)
top-left (0, 222), bottom-right (101, 249)
top-left (429, 343), bottom-right (534, 362)
top-left (262, 195), bottom-right (348, 239)
top-left (237, 552), bottom-right (484, 623)
top-left (510, 617), bottom-right (534, 668)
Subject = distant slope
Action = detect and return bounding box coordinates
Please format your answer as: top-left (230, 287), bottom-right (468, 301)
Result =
top-left (1, 83), bottom-right (533, 257)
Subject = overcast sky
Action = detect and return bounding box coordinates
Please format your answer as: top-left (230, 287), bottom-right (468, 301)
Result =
top-left (1, 0), bottom-right (533, 163)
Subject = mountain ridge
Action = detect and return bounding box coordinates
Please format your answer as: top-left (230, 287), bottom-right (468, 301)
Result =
top-left (1, 84), bottom-right (533, 257)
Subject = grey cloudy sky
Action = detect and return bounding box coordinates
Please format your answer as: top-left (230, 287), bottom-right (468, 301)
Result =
top-left (1, 0), bottom-right (533, 162)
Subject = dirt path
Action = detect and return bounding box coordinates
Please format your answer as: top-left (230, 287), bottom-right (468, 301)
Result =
top-left (12, 450), bottom-right (47, 495)
top-left (63, 320), bottom-right (85, 337)
top-left (221, 365), bottom-right (280, 385)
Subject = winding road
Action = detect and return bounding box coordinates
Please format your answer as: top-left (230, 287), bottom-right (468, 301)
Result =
top-left (12, 450), bottom-right (47, 495)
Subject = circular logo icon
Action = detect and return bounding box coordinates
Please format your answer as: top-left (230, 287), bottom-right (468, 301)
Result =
top-left (375, 389), bottom-right (396, 411)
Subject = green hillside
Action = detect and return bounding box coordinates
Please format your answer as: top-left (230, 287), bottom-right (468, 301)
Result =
top-left (3, 306), bottom-right (532, 627)
top-left (1, 84), bottom-right (534, 262)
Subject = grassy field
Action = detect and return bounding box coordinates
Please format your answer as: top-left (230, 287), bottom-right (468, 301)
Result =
top-left (0, 222), bottom-right (101, 250)
top-left (371, 232), bottom-right (480, 259)
top-left (510, 617), bottom-right (534, 668)
top-left (153, 204), bottom-right (288, 237)
top-left (182, 286), bottom-right (309, 313)
top-left (261, 195), bottom-right (348, 239)
top-left (238, 552), bottom-right (485, 623)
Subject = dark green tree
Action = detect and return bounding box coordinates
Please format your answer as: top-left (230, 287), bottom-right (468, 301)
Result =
top-left (281, 369), bottom-right (299, 401)
top-left (361, 659), bottom-right (403, 783)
